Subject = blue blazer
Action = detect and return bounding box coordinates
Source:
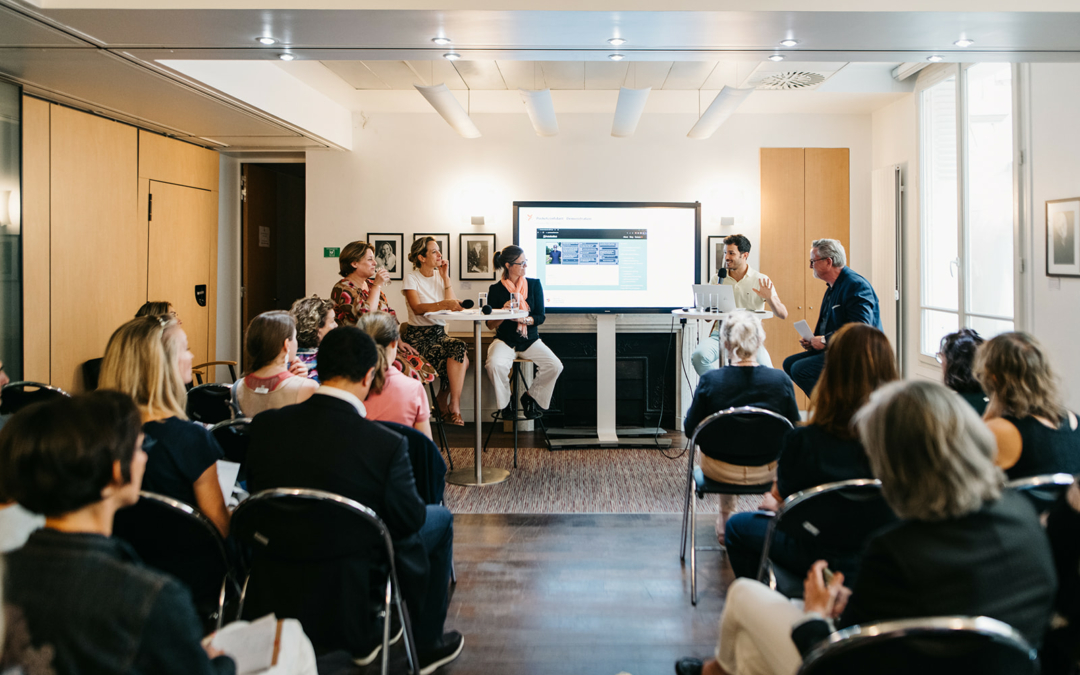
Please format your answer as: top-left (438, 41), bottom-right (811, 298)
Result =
top-left (813, 266), bottom-right (882, 340)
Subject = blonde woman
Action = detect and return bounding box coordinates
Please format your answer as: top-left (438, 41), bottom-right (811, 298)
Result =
top-left (235, 311), bottom-right (318, 418)
top-left (356, 312), bottom-right (432, 439)
top-left (99, 316), bottom-right (230, 537)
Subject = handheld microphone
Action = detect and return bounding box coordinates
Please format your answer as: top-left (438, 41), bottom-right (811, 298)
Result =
top-left (460, 299), bottom-right (474, 309)
top-left (717, 267), bottom-right (727, 280)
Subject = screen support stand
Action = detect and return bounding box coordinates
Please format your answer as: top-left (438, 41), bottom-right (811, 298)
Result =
top-left (546, 313), bottom-right (671, 449)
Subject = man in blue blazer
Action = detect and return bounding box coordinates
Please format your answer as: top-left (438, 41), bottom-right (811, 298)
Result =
top-left (783, 238), bottom-right (882, 397)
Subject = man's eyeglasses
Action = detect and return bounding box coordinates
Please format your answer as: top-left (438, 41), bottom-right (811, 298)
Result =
top-left (809, 257), bottom-right (827, 268)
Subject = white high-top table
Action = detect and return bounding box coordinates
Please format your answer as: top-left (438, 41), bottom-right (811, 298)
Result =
top-left (425, 308), bottom-right (528, 487)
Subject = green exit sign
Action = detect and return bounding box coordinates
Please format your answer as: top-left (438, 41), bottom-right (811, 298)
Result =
top-left (324, 247), bottom-right (341, 258)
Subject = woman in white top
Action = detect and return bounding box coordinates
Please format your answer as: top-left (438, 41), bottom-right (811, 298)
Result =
top-left (402, 237), bottom-right (469, 426)
top-left (235, 311), bottom-right (318, 418)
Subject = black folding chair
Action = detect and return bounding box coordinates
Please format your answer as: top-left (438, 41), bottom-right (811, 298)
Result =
top-left (679, 406), bottom-right (794, 605)
top-left (192, 360), bottom-right (239, 385)
top-left (0, 381), bottom-right (69, 415)
top-left (82, 358), bottom-right (104, 391)
top-left (798, 616), bottom-right (1039, 675)
top-left (1005, 472), bottom-right (1076, 516)
top-left (231, 488), bottom-right (420, 675)
top-left (211, 417), bottom-right (252, 482)
top-left (756, 478), bottom-right (894, 598)
top-left (186, 383), bottom-right (237, 425)
top-left (426, 381), bottom-right (454, 471)
top-left (112, 491), bottom-right (238, 633)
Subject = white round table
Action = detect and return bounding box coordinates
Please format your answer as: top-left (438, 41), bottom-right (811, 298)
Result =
top-left (425, 308), bottom-right (528, 487)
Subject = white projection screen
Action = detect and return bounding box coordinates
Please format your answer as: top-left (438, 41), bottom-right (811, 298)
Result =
top-left (513, 201), bottom-right (701, 313)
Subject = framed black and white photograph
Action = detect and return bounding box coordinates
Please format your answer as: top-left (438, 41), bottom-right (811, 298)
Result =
top-left (367, 232), bottom-right (404, 280)
top-left (414, 233), bottom-right (450, 264)
top-left (707, 235), bottom-right (726, 283)
top-left (460, 233), bottom-right (496, 280)
top-left (1047, 199), bottom-right (1080, 277)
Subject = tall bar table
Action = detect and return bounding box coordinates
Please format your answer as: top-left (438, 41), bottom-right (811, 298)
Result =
top-left (426, 308), bottom-right (528, 486)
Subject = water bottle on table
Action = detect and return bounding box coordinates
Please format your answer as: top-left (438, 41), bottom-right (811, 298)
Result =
top-left (510, 293), bottom-right (520, 311)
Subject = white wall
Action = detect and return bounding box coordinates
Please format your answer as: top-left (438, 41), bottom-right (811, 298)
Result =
top-left (217, 155), bottom-right (242, 381)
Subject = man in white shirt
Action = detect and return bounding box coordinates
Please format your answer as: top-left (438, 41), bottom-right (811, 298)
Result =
top-left (690, 234), bottom-right (789, 375)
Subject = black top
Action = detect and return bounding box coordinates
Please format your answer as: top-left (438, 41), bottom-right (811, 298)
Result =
top-left (1003, 413), bottom-right (1080, 480)
top-left (1046, 483), bottom-right (1080, 626)
top-left (792, 492), bottom-right (1058, 653)
top-left (813, 266), bottom-right (882, 340)
top-left (776, 425), bottom-right (872, 499)
top-left (487, 277), bottom-right (546, 350)
top-left (959, 390), bottom-right (989, 416)
top-left (141, 417), bottom-right (224, 507)
top-left (684, 366), bottom-right (800, 435)
top-left (4, 529), bottom-right (235, 675)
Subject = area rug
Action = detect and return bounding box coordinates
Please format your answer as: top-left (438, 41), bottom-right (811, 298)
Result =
top-left (443, 446), bottom-right (768, 515)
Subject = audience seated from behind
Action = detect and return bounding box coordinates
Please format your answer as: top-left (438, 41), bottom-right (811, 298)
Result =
top-left (356, 311), bottom-right (432, 439)
top-left (975, 331), bottom-right (1080, 480)
top-left (675, 380), bottom-right (1057, 675)
top-left (1044, 476), bottom-right (1080, 675)
top-left (136, 300), bottom-right (180, 323)
top-left (938, 328), bottom-right (988, 415)
top-left (245, 326), bottom-right (462, 673)
top-left (99, 316), bottom-right (231, 537)
top-left (724, 323), bottom-right (899, 581)
top-left (0, 358), bottom-right (45, 553)
top-left (289, 296), bottom-right (338, 383)
top-left (235, 311), bottom-right (318, 418)
top-left (0, 391), bottom-right (236, 674)
top-left (683, 310), bottom-right (800, 543)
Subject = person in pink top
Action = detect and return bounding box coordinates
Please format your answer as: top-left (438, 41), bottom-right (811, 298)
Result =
top-left (357, 311), bottom-right (433, 439)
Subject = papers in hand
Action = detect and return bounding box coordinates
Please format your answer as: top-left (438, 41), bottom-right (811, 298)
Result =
top-left (209, 614), bottom-right (282, 674)
top-left (216, 460), bottom-right (242, 508)
top-left (793, 320), bottom-right (815, 341)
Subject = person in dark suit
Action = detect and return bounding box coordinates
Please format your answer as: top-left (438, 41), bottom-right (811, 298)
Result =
top-left (549, 243), bottom-right (561, 264)
top-left (782, 238), bottom-right (882, 397)
top-left (675, 380), bottom-right (1057, 675)
top-left (246, 326), bottom-right (463, 673)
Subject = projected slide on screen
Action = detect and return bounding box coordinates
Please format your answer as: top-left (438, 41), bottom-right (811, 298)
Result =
top-left (514, 202), bottom-right (699, 312)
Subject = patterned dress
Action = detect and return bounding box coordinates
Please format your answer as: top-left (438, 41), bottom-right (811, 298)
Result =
top-left (330, 277), bottom-right (436, 383)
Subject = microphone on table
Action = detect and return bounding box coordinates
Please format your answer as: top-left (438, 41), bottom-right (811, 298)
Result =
top-left (459, 299), bottom-right (494, 315)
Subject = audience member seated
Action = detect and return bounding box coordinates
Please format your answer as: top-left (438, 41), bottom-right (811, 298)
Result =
top-left (100, 316), bottom-right (230, 536)
top-left (1045, 476), bottom-right (1080, 675)
top-left (356, 311), bottom-right (432, 439)
top-left (675, 380), bottom-right (1057, 675)
top-left (684, 310), bottom-right (800, 544)
top-left (290, 296), bottom-right (338, 383)
top-left (724, 323), bottom-right (899, 581)
top-left (245, 326), bottom-right (463, 673)
top-left (0, 391), bottom-right (236, 674)
top-left (975, 331), bottom-right (1080, 480)
top-left (0, 357), bottom-right (44, 552)
top-left (235, 311), bottom-right (318, 418)
top-left (938, 328), bottom-right (988, 415)
top-left (136, 300), bottom-right (180, 323)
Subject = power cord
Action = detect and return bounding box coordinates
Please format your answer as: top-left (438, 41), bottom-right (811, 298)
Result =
top-left (654, 314), bottom-right (689, 459)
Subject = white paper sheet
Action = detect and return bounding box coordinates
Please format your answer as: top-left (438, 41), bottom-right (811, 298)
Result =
top-left (793, 320), bottom-right (815, 341)
top-left (216, 460), bottom-right (241, 504)
top-left (210, 614), bottom-right (279, 674)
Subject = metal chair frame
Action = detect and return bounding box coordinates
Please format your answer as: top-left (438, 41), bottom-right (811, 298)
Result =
top-left (798, 615), bottom-right (1038, 675)
top-left (1005, 472), bottom-right (1076, 516)
top-left (483, 359), bottom-right (551, 468)
top-left (426, 381), bottom-right (454, 471)
top-left (192, 360), bottom-right (239, 385)
top-left (232, 488), bottom-right (420, 675)
top-left (0, 381), bottom-right (70, 414)
top-left (755, 478), bottom-right (884, 590)
top-left (186, 382), bottom-right (239, 424)
top-left (679, 405), bottom-right (794, 605)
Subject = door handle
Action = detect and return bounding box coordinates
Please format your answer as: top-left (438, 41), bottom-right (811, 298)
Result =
top-left (195, 285), bottom-right (207, 307)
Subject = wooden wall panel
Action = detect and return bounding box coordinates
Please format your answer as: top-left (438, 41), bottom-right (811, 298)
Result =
top-left (50, 105), bottom-right (143, 392)
top-left (139, 130), bottom-right (219, 191)
top-left (804, 148), bottom-right (851, 312)
top-left (21, 96), bottom-right (51, 383)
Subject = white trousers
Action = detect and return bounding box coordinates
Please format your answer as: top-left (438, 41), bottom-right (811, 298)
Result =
top-left (485, 338), bottom-right (564, 410)
top-left (716, 578), bottom-right (806, 675)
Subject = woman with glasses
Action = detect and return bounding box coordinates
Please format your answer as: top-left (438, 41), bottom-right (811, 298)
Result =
top-left (484, 245), bottom-right (564, 417)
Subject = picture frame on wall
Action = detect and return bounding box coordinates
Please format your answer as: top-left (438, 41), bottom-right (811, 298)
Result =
top-left (367, 233), bottom-right (404, 280)
top-left (706, 235), bottom-right (726, 283)
top-left (460, 233), bottom-right (496, 280)
top-left (413, 233), bottom-right (450, 265)
top-left (1047, 198), bottom-right (1080, 277)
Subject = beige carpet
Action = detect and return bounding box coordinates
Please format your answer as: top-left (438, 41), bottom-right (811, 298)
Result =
top-left (443, 446), bottom-right (768, 515)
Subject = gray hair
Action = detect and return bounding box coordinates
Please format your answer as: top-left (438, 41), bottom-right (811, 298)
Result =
top-left (720, 310), bottom-right (765, 362)
top-left (854, 380), bottom-right (1002, 521)
top-left (812, 238), bottom-right (846, 267)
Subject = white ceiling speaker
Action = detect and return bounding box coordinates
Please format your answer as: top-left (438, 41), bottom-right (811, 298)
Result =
top-left (519, 89), bottom-right (559, 137)
top-left (687, 86), bottom-right (754, 140)
top-left (414, 84), bottom-right (481, 138)
top-left (611, 87), bottom-right (651, 138)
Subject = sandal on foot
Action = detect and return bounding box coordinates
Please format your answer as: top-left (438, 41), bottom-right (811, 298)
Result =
top-left (447, 412), bottom-right (465, 426)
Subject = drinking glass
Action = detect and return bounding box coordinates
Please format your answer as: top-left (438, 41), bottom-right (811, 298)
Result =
top-left (694, 291), bottom-right (705, 310)
top-left (510, 293), bottom-right (520, 311)
top-left (478, 291), bottom-right (488, 309)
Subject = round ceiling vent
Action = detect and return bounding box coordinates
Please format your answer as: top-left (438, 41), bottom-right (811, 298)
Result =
top-left (757, 71), bottom-right (826, 90)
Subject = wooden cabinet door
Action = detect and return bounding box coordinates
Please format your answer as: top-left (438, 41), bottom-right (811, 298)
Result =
top-left (804, 148), bottom-right (851, 320)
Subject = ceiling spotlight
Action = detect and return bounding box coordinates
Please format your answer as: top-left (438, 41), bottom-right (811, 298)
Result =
top-left (431, 37), bottom-right (451, 45)
top-left (256, 37), bottom-right (277, 45)
top-left (927, 55), bottom-right (944, 62)
top-left (768, 54), bottom-right (785, 62)
top-left (278, 53), bottom-right (295, 61)
top-left (608, 37), bottom-right (626, 46)
top-left (954, 38), bottom-right (975, 47)
top-left (779, 39), bottom-right (799, 47)
top-left (609, 53), bottom-right (625, 61)
top-left (443, 52), bottom-right (461, 61)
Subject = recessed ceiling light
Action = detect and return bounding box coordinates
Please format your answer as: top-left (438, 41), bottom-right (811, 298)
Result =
top-left (608, 37), bottom-right (626, 46)
top-left (768, 54), bottom-right (785, 62)
top-left (779, 39), bottom-right (799, 47)
top-left (278, 53), bottom-right (295, 61)
top-left (927, 55), bottom-right (944, 62)
top-left (954, 38), bottom-right (975, 47)
top-left (443, 52), bottom-right (461, 61)
top-left (431, 37), bottom-right (451, 45)
top-left (256, 37), bottom-right (277, 45)
top-left (608, 53), bottom-right (625, 61)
